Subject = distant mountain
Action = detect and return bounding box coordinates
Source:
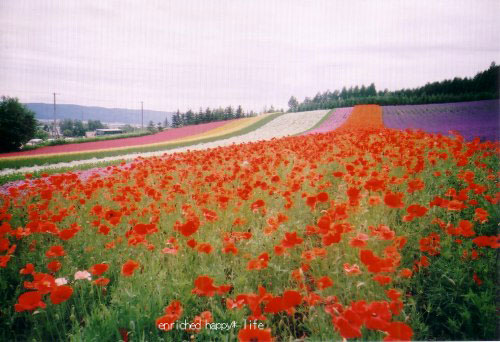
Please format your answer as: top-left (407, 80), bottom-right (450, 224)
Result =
top-left (25, 103), bottom-right (174, 126)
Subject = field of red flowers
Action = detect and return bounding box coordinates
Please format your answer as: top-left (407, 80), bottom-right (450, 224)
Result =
top-left (0, 105), bottom-right (498, 341)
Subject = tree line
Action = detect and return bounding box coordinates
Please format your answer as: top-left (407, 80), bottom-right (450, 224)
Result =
top-left (288, 62), bottom-right (499, 112)
top-left (168, 105), bottom-right (256, 128)
top-left (60, 119), bottom-right (107, 137)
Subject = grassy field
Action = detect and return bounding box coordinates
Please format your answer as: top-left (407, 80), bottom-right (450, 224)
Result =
top-left (1, 115), bottom-right (497, 341)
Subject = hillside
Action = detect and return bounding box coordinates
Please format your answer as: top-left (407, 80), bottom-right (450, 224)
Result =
top-left (24, 103), bottom-right (173, 125)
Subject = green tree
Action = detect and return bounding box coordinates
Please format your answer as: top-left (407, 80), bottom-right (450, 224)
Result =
top-left (185, 110), bottom-right (194, 125)
top-left (34, 121), bottom-right (49, 140)
top-left (60, 119), bottom-right (74, 136)
top-left (147, 120), bottom-right (157, 133)
top-left (224, 106), bottom-right (234, 120)
top-left (235, 105), bottom-right (243, 118)
top-left (0, 96), bottom-right (37, 152)
top-left (287, 96), bottom-right (298, 112)
top-left (73, 120), bottom-right (86, 136)
top-left (172, 110), bottom-right (181, 128)
top-left (87, 120), bottom-right (106, 131)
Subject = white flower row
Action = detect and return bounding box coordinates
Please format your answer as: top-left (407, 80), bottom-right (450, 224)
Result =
top-left (0, 110), bottom-right (328, 177)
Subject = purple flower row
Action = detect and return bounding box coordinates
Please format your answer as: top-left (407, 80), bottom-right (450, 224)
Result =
top-left (383, 100), bottom-right (499, 141)
top-left (303, 107), bottom-right (353, 135)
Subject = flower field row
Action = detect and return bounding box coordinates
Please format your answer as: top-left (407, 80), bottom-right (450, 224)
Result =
top-left (0, 110), bottom-right (328, 178)
top-left (0, 116), bottom-right (268, 160)
top-left (302, 107), bottom-right (353, 135)
top-left (1, 104), bottom-right (498, 341)
top-left (338, 104), bottom-right (384, 130)
top-left (382, 100), bottom-right (499, 142)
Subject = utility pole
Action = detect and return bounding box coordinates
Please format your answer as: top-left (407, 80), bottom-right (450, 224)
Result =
top-left (141, 101), bottom-right (144, 130)
top-left (53, 92), bottom-right (59, 138)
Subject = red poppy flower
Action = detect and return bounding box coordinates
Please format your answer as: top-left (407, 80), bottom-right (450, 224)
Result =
top-left (281, 232), bottom-right (303, 248)
top-left (264, 296), bottom-right (284, 313)
top-left (343, 263), bottom-right (362, 275)
top-left (373, 275), bottom-right (392, 286)
top-left (164, 299), bottom-right (183, 317)
top-left (383, 322), bottom-right (413, 341)
top-left (202, 208), bottom-right (218, 222)
top-left (472, 235), bottom-right (500, 248)
top-left (317, 192), bottom-right (329, 202)
top-left (473, 273), bottom-right (482, 285)
top-left (50, 285), bottom-right (73, 304)
top-left (282, 290), bottom-right (302, 310)
top-left (315, 276), bottom-right (334, 290)
top-left (384, 192), bottom-right (404, 209)
top-left (133, 223), bottom-right (157, 235)
top-left (247, 252), bottom-right (269, 270)
top-left (322, 232), bottom-right (342, 246)
top-left (406, 204), bottom-right (428, 217)
top-left (385, 289), bottom-right (401, 301)
top-left (24, 273), bottom-right (56, 294)
top-left (251, 199), bottom-right (266, 213)
top-left (20, 263), bottom-right (35, 275)
top-left (45, 245), bottom-right (66, 258)
top-left (238, 327), bottom-right (274, 342)
top-left (192, 275), bottom-right (218, 297)
top-left (58, 228), bottom-right (79, 241)
top-left (187, 239), bottom-right (197, 248)
top-left (474, 208), bottom-right (489, 223)
top-left (226, 297), bottom-right (245, 310)
top-left (196, 242), bottom-right (213, 254)
top-left (121, 260), bottom-right (140, 277)
top-left (399, 268), bottom-right (413, 278)
top-left (274, 245), bottom-right (286, 256)
top-left (93, 277), bottom-right (110, 286)
top-left (306, 196), bottom-right (317, 210)
top-left (98, 225), bottom-right (110, 235)
top-left (156, 314), bottom-right (178, 331)
top-left (332, 309), bottom-right (363, 339)
top-left (89, 263), bottom-right (109, 276)
top-left (222, 242), bottom-right (238, 255)
top-left (47, 260), bottom-right (62, 273)
top-left (177, 217), bottom-right (200, 237)
top-left (14, 291), bottom-right (46, 312)
top-left (407, 178), bottom-right (424, 193)
top-left (349, 233), bottom-right (369, 248)
top-left (104, 209), bottom-right (122, 226)
top-left (447, 199), bottom-right (465, 211)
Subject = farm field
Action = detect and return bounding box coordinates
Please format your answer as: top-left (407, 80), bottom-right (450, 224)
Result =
top-left (302, 107), bottom-right (353, 135)
top-left (383, 100), bottom-right (499, 142)
top-left (0, 116), bottom-right (268, 160)
top-left (0, 104), bottom-right (498, 341)
top-left (0, 110), bottom-right (327, 177)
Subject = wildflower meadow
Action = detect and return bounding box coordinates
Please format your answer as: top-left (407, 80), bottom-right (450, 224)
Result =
top-left (0, 104), bottom-right (498, 341)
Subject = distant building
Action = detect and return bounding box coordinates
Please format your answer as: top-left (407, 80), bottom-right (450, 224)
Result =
top-left (27, 139), bottom-right (43, 146)
top-left (95, 128), bottom-right (123, 136)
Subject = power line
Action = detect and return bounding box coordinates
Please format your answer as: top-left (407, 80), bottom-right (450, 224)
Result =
top-left (53, 92), bottom-right (60, 138)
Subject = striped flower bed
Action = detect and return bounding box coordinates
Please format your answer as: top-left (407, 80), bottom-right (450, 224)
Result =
top-left (0, 116), bottom-right (271, 162)
top-left (382, 100), bottom-right (499, 141)
top-left (303, 107), bottom-right (353, 135)
top-left (336, 104), bottom-right (384, 130)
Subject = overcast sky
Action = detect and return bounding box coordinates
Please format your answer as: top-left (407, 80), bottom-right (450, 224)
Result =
top-left (1, 0), bottom-right (499, 112)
